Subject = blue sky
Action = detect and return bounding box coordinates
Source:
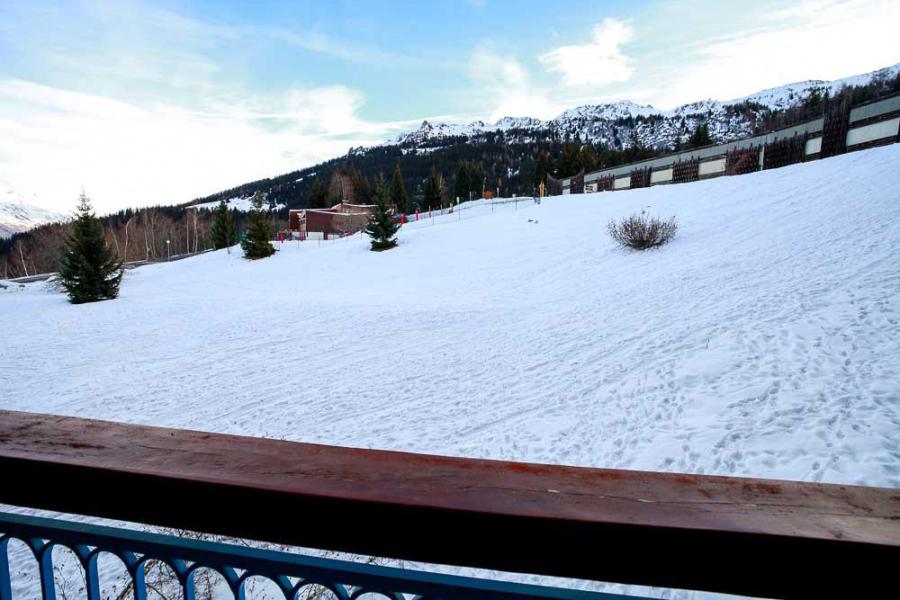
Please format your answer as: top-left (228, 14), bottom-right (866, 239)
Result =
top-left (1, 0), bottom-right (899, 213)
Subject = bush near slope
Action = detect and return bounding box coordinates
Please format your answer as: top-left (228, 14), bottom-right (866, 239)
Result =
top-left (608, 213), bottom-right (678, 250)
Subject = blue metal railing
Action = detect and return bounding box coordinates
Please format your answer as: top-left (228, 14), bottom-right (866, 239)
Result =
top-left (0, 512), bottom-right (646, 600)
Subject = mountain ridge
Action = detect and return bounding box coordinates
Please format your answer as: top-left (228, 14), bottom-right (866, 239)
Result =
top-left (388, 63), bottom-right (900, 150)
top-left (0, 191), bottom-right (69, 238)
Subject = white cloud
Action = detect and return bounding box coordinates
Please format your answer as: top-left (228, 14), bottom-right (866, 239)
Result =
top-left (469, 46), bottom-right (560, 121)
top-left (0, 80), bottom-right (412, 214)
top-left (0, 2), bottom-right (463, 215)
top-left (539, 18), bottom-right (634, 87)
top-left (469, 46), bottom-right (529, 89)
top-left (655, 0), bottom-right (900, 108)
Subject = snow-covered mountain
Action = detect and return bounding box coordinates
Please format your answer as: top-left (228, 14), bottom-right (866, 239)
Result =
top-left (734, 64), bottom-right (900, 110)
top-left (190, 196), bottom-right (285, 212)
top-left (392, 63), bottom-right (900, 151)
top-left (0, 190), bottom-right (68, 238)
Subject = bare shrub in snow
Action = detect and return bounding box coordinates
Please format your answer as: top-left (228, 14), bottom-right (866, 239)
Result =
top-left (608, 213), bottom-right (677, 250)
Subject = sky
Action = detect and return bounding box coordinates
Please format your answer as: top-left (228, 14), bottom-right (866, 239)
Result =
top-left (1, 0), bottom-right (899, 214)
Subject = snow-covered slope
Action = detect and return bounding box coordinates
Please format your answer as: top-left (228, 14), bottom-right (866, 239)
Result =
top-left (0, 190), bottom-right (68, 238)
top-left (3, 143), bottom-right (899, 491)
top-left (3, 144), bottom-right (900, 598)
top-left (393, 63), bottom-right (900, 150)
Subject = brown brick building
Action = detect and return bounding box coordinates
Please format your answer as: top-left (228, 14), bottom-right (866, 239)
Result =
top-left (288, 202), bottom-right (376, 239)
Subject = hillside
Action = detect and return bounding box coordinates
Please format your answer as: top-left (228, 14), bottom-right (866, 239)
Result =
top-left (188, 62), bottom-right (900, 211)
top-left (4, 144), bottom-right (899, 493)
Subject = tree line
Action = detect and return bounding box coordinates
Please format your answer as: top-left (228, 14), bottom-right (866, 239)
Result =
top-left (1, 202), bottom-right (290, 279)
top-left (48, 190), bottom-right (282, 303)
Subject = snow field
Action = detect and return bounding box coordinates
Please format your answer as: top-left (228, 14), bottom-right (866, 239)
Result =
top-left (1, 144), bottom-right (900, 599)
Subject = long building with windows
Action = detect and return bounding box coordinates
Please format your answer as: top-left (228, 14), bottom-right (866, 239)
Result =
top-left (560, 93), bottom-right (900, 194)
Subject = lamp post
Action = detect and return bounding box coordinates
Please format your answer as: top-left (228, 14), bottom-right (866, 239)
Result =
top-left (166, 239), bottom-right (171, 261)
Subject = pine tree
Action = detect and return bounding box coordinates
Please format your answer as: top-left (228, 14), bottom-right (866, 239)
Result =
top-left (470, 162), bottom-right (486, 198)
top-left (210, 200), bottom-right (237, 252)
top-left (241, 192), bottom-right (275, 259)
top-left (533, 151), bottom-right (552, 187)
top-left (350, 167), bottom-right (373, 203)
top-left (389, 163), bottom-right (410, 215)
top-left (804, 87), bottom-right (825, 112)
top-left (363, 180), bottom-right (399, 251)
top-left (58, 192), bottom-right (123, 304)
top-left (556, 141), bottom-right (581, 178)
top-left (424, 168), bottom-right (443, 210)
top-left (454, 161), bottom-right (470, 203)
top-left (688, 123), bottom-right (712, 148)
top-left (579, 144), bottom-right (599, 173)
top-left (308, 179), bottom-right (329, 209)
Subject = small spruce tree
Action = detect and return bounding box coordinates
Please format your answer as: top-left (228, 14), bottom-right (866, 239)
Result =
top-left (210, 200), bottom-right (237, 252)
top-left (389, 163), bottom-right (410, 215)
top-left (241, 192), bottom-right (275, 259)
top-left (58, 192), bottom-right (123, 304)
top-left (364, 180), bottom-right (399, 251)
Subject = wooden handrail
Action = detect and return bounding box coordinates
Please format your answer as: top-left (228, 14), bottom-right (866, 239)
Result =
top-left (0, 410), bottom-right (897, 597)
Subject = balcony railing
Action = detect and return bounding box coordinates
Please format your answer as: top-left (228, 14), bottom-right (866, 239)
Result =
top-left (0, 512), bottom-right (632, 600)
top-left (0, 409), bottom-right (898, 599)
